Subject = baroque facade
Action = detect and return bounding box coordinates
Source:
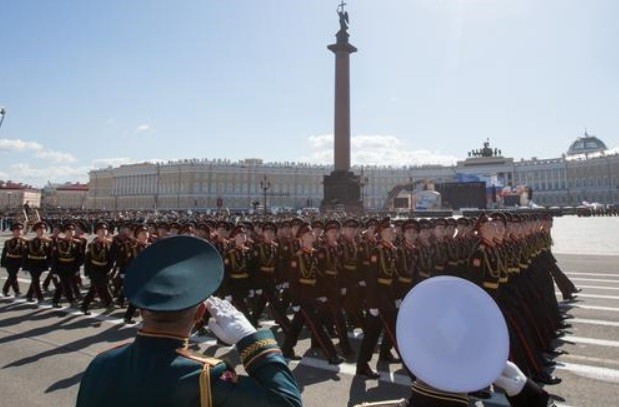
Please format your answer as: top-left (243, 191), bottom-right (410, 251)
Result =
top-left (84, 135), bottom-right (619, 211)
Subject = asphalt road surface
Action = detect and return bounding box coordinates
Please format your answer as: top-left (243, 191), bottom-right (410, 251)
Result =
top-left (1, 216), bottom-right (619, 406)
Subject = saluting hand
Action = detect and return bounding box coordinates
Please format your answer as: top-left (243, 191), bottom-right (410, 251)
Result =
top-left (205, 296), bottom-right (257, 345)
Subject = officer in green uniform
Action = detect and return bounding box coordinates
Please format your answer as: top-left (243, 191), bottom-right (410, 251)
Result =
top-left (76, 235), bottom-right (302, 407)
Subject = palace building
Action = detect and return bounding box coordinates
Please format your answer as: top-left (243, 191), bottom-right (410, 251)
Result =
top-left (84, 134), bottom-right (619, 212)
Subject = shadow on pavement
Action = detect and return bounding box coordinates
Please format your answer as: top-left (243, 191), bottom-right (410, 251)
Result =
top-left (347, 375), bottom-right (409, 407)
top-left (46, 371), bottom-right (84, 393)
top-left (291, 363), bottom-right (341, 391)
top-left (2, 320), bottom-right (134, 368)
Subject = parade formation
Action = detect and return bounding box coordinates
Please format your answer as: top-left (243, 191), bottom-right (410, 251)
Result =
top-left (1, 209), bottom-right (580, 404)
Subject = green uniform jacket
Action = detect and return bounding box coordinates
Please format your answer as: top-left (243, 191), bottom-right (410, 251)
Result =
top-left (76, 329), bottom-right (302, 407)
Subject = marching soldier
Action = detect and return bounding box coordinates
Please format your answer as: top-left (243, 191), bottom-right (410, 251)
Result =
top-left (111, 223), bottom-right (133, 306)
top-left (51, 223), bottom-right (82, 307)
top-left (42, 223), bottom-right (62, 293)
top-left (24, 221), bottom-right (52, 303)
top-left (123, 224), bottom-right (151, 324)
top-left (251, 221), bottom-right (291, 333)
top-left (395, 219), bottom-right (418, 303)
top-left (1, 222), bottom-right (28, 298)
top-left (356, 218), bottom-right (402, 379)
top-left (317, 219), bottom-right (353, 357)
top-left (281, 223), bottom-right (344, 365)
top-left (81, 222), bottom-right (115, 315)
top-left (222, 225), bottom-right (254, 324)
top-left (338, 218), bottom-right (364, 329)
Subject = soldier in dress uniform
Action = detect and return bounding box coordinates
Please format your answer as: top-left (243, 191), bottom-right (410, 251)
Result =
top-left (276, 220), bottom-right (296, 311)
top-left (1, 222), bottom-right (28, 298)
top-left (251, 221), bottom-right (291, 334)
top-left (317, 219), bottom-right (353, 357)
top-left (338, 218), bottom-right (364, 329)
top-left (24, 221), bottom-right (52, 303)
top-left (281, 223), bottom-right (344, 365)
top-left (42, 223), bottom-right (62, 293)
top-left (222, 225), bottom-right (254, 324)
top-left (111, 223), bottom-right (134, 306)
top-left (123, 224), bottom-right (151, 324)
top-left (415, 219), bottom-right (433, 283)
top-left (51, 223), bottom-right (82, 307)
top-left (395, 219), bottom-right (418, 304)
top-left (76, 235), bottom-right (302, 407)
top-left (356, 218), bottom-right (402, 379)
top-left (81, 222), bottom-right (115, 315)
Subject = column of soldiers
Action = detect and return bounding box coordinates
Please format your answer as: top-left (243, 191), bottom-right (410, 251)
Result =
top-left (1, 211), bottom-right (578, 389)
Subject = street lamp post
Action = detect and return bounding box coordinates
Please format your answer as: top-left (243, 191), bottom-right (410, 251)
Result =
top-left (0, 107), bottom-right (6, 131)
top-left (7, 191), bottom-right (12, 211)
top-left (260, 174), bottom-right (271, 215)
top-left (409, 176), bottom-right (414, 215)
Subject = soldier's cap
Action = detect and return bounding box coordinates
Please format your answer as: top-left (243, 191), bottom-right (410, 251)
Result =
top-left (242, 221), bottom-right (254, 231)
top-left (473, 212), bottom-right (490, 231)
top-left (311, 219), bottom-right (324, 229)
top-left (279, 220), bottom-right (292, 229)
top-left (215, 220), bottom-right (230, 231)
top-left (433, 218), bottom-right (447, 227)
top-left (365, 218), bottom-right (379, 228)
top-left (180, 223), bottom-right (196, 233)
top-left (123, 235), bottom-right (224, 312)
top-left (94, 222), bottom-right (108, 232)
top-left (397, 276), bottom-right (509, 393)
top-left (262, 221), bottom-right (277, 233)
top-left (402, 219), bottom-right (420, 232)
top-left (490, 212), bottom-right (507, 226)
top-left (343, 218), bottom-right (360, 229)
top-left (32, 221), bottom-right (48, 231)
top-left (446, 218), bottom-right (457, 227)
top-left (324, 220), bottom-right (341, 232)
top-left (196, 222), bottom-right (211, 232)
top-left (230, 225), bottom-right (247, 237)
top-left (169, 222), bottom-right (181, 230)
top-left (63, 222), bottom-right (76, 232)
top-left (291, 217), bottom-right (305, 227)
top-left (418, 219), bottom-right (432, 230)
top-left (376, 217), bottom-right (394, 234)
top-left (296, 223), bottom-right (312, 239)
top-left (10, 222), bottom-right (24, 231)
top-left (134, 224), bottom-right (149, 237)
top-left (456, 217), bottom-right (469, 226)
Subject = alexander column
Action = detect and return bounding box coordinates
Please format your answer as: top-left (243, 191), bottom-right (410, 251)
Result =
top-left (321, 2), bottom-right (363, 213)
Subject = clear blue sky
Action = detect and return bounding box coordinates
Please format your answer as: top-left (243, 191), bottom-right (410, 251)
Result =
top-left (1, 0), bottom-right (618, 187)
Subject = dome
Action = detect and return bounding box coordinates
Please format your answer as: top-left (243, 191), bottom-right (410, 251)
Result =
top-left (567, 132), bottom-right (608, 156)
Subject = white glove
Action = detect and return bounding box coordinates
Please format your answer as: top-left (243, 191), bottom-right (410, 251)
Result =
top-left (292, 305), bottom-right (300, 313)
top-left (395, 299), bottom-right (402, 309)
top-left (255, 289), bottom-right (263, 295)
top-left (224, 295), bottom-right (232, 302)
top-left (369, 308), bottom-right (379, 317)
top-left (340, 288), bottom-right (347, 296)
top-left (358, 280), bottom-right (367, 287)
top-left (206, 297), bottom-right (257, 345)
top-left (275, 284), bottom-right (282, 290)
top-left (493, 361), bottom-right (527, 396)
top-left (248, 290), bottom-right (255, 298)
top-left (317, 296), bottom-right (327, 303)
top-left (282, 282), bottom-right (290, 289)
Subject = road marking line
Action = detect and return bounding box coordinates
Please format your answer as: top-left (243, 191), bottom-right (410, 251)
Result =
top-left (564, 335), bottom-right (619, 348)
top-left (561, 304), bottom-right (619, 312)
top-left (569, 277), bottom-right (619, 284)
top-left (555, 362), bottom-right (619, 384)
top-left (572, 318), bottom-right (619, 327)
top-left (563, 354), bottom-right (619, 368)
top-left (565, 272), bottom-right (619, 278)
top-left (573, 285), bottom-right (619, 291)
top-left (556, 292), bottom-right (619, 300)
